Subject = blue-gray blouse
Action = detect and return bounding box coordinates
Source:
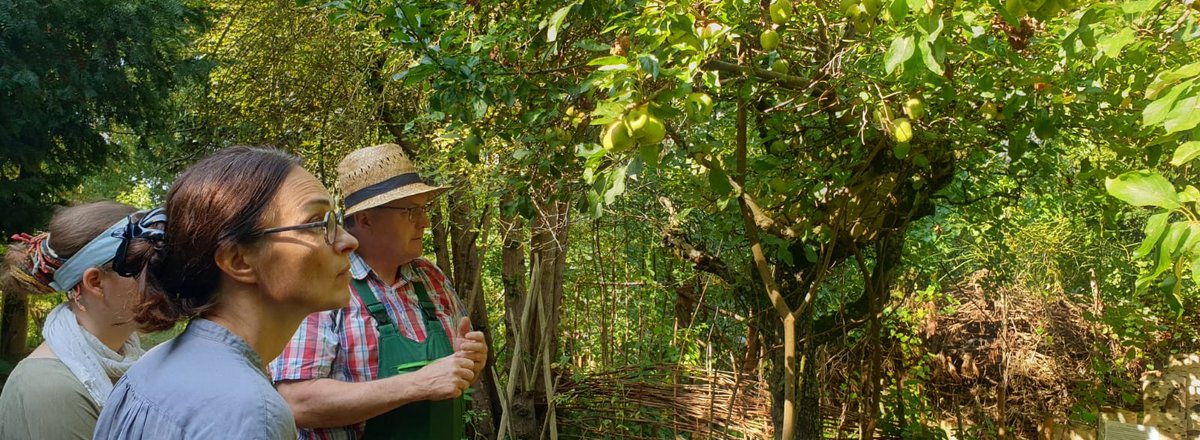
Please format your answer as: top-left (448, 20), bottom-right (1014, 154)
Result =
top-left (94, 319), bottom-right (298, 440)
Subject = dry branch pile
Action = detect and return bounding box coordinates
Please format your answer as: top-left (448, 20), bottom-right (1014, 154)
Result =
top-left (815, 269), bottom-right (1106, 438)
top-left (922, 270), bottom-right (1102, 436)
top-left (550, 364), bottom-right (773, 439)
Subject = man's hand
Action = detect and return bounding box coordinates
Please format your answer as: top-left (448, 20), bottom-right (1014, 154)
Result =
top-left (411, 355), bottom-right (475, 401)
top-left (454, 317), bottom-right (488, 379)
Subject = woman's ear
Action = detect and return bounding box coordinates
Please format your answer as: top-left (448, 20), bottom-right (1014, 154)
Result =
top-left (214, 242), bottom-right (259, 285)
top-left (78, 267), bottom-right (105, 300)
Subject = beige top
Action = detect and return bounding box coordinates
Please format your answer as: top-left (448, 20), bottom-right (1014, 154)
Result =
top-left (0, 357), bottom-right (99, 440)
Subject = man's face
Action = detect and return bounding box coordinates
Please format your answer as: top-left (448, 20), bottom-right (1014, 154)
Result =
top-left (367, 193), bottom-right (432, 265)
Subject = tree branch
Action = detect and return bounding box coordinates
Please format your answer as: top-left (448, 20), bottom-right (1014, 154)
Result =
top-left (658, 197), bottom-right (738, 285)
top-left (703, 59), bottom-right (818, 91)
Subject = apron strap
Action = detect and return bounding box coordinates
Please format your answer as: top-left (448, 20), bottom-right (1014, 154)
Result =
top-left (352, 278), bottom-right (399, 335)
top-left (410, 278), bottom-right (441, 323)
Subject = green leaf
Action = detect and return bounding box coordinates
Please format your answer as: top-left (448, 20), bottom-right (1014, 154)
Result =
top-left (884, 35), bottom-right (916, 75)
top-left (585, 189), bottom-right (604, 219)
top-left (1163, 221), bottom-right (1191, 258)
top-left (708, 167), bottom-right (734, 196)
top-left (917, 40), bottom-right (943, 75)
top-left (1162, 63), bottom-right (1200, 83)
top-left (392, 63), bottom-right (439, 85)
top-left (888, 0), bottom-right (909, 22)
top-left (1171, 141), bottom-right (1200, 166)
top-left (1144, 80), bottom-right (1191, 127)
top-left (1164, 95), bottom-right (1200, 134)
top-left (1105, 171), bottom-right (1180, 209)
top-left (588, 55), bottom-right (627, 66)
top-left (546, 4), bottom-right (572, 42)
top-left (573, 40), bottom-right (610, 52)
top-left (1096, 28), bottom-right (1135, 59)
top-left (1147, 63), bottom-right (1200, 99)
top-left (637, 54), bottom-right (660, 79)
top-left (1136, 212), bottom-right (1169, 258)
top-left (804, 244), bottom-right (819, 263)
top-left (1180, 223), bottom-right (1200, 257)
top-left (603, 165), bottom-right (627, 204)
top-left (1121, 0), bottom-right (1162, 14)
top-left (638, 142), bottom-right (661, 167)
top-left (1180, 186), bottom-right (1200, 204)
top-left (1163, 275), bottom-right (1183, 314)
top-left (1191, 252), bottom-right (1200, 284)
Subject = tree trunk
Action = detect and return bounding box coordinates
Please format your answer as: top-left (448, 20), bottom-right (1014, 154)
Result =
top-left (498, 202), bottom-right (538, 439)
top-left (796, 307), bottom-right (822, 439)
top-left (497, 194), bottom-right (570, 440)
top-left (0, 293), bottom-right (28, 361)
top-left (431, 201), bottom-right (453, 278)
top-left (446, 188), bottom-right (501, 439)
top-left (525, 197), bottom-right (569, 439)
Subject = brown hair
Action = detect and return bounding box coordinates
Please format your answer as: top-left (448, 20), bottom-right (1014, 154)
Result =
top-left (1, 201), bottom-right (138, 297)
top-left (128, 146), bottom-right (302, 332)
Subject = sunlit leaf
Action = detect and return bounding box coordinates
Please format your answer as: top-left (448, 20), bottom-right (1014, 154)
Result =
top-left (546, 4), bottom-right (572, 42)
top-left (1143, 80), bottom-right (1191, 126)
top-left (1105, 171), bottom-right (1180, 209)
top-left (885, 35), bottom-right (915, 75)
top-left (1170, 141), bottom-right (1200, 167)
top-left (1135, 212), bottom-right (1169, 258)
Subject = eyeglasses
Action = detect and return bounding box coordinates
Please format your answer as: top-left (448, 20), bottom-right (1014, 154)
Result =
top-left (253, 211), bottom-right (342, 245)
top-left (374, 201), bottom-right (435, 221)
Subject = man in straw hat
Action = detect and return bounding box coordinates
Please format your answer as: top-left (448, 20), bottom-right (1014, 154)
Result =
top-left (271, 143), bottom-right (488, 440)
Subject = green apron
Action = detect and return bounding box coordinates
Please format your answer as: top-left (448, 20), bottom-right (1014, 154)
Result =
top-left (353, 279), bottom-right (467, 440)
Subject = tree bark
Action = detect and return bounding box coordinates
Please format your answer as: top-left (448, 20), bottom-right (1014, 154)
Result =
top-left (498, 200), bottom-right (537, 439)
top-left (446, 188), bottom-right (501, 439)
top-left (431, 201), bottom-right (453, 279)
top-left (0, 294), bottom-right (28, 361)
top-left (526, 197), bottom-right (569, 439)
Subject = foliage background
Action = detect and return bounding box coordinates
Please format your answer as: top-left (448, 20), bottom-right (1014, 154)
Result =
top-left (3, 0), bottom-right (1200, 438)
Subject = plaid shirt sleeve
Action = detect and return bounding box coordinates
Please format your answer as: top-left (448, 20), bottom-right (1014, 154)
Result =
top-left (270, 310), bottom-right (340, 383)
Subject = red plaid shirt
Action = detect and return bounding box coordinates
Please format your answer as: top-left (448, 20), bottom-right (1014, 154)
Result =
top-left (269, 253), bottom-right (466, 440)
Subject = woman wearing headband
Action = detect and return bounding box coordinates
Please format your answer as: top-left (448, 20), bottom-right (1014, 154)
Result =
top-left (0, 201), bottom-right (165, 439)
top-left (94, 146), bottom-right (358, 439)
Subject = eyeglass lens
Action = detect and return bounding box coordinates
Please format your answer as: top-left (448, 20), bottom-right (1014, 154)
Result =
top-left (325, 212), bottom-right (337, 245)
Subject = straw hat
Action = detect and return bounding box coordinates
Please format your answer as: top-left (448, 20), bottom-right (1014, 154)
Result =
top-left (338, 143), bottom-right (450, 216)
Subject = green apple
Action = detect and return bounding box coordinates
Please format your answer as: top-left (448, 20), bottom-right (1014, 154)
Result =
top-left (685, 92), bottom-right (715, 122)
top-left (769, 139), bottom-right (789, 155)
top-left (903, 98), bottom-right (925, 120)
top-left (849, 4), bottom-right (873, 32)
top-left (981, 102), bottom-right (999, 120)
top-left (601, 121), bottom-right (635, 153)
top-left (891, 117), bottom-right (913, 143)
top-left (769, 0), bottom-right (794, 25)
top-left (634, 115), bottom-right (667, 145)
top-left (624, 106), bottom-right (651, 132)
top-left (861, 0), bottom-right (881, 15)
top-left (464, 133), bottom-right (483, 162)
top-left (699, 22), bottom-right (725, 39)
top-left (771, 58), bottom-right (790, 74)
top-left (760, 29), bottom-right (780, 51)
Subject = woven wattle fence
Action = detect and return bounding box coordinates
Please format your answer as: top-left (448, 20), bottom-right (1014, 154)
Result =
top-left (547, 364), bottom-right (773, 439)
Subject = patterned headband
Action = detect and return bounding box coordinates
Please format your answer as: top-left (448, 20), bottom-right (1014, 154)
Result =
top-left (51, 208), bottom-right (167, 291)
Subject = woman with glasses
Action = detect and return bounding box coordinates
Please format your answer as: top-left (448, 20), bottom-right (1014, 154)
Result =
top-left (0, 201), bottom-right (163, 439)
top-left (94, 146), bottom-right (358, 439)
top-left (272, 143), bottom-right (486, 440)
